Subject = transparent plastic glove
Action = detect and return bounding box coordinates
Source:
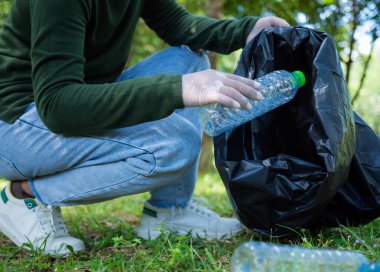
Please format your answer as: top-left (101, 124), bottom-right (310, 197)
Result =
top-left (246, 16), bottom-right (290, 44)
top-left (182, 69), bottom-right (262, 110)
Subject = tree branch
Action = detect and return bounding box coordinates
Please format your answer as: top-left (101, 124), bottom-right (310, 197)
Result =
top-left (351, 34), bottom-right (377, 105)
top-left (345, 0), bottom-right (359, 85)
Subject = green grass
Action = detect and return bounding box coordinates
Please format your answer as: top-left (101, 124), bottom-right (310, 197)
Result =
top-left (0, 173), bottom-right (379, 271)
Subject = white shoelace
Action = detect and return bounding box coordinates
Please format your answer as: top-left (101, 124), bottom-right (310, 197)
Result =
top-left (180, 197), bottom-right (215, 217)
top-left (35, 206), bottom-right (68, 237)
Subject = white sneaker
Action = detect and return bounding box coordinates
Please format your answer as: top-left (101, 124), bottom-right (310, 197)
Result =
top-left (136, 198), bottom-right (243, 240)
top-left (0, 186), bottom-right (85, 256)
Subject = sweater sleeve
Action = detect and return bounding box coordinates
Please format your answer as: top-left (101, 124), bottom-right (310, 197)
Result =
top-left (30, 0), bottom-right (184, 135)
top-left (141, 0), bottom-right (259, 54)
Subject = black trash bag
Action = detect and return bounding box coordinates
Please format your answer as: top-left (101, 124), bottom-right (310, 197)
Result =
top-left (214, 27), bottom-right (380, 236)
top-left (323, 113), bottom-right (380, 226)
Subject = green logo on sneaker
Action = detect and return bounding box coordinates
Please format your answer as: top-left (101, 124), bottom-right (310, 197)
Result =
top-left (1, 188), bottom-right (8, 204)
top-left (143, 207), bottom-right (157, 218)
top-left (24, 199), bottom-right (38, 209)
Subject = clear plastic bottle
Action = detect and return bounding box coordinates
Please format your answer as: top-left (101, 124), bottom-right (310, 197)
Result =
top-left (231, 242), bottom-right (370, 272)
top-left (358, 262), bottom-right (380, 272)
top-left (200, 70), bottom-right (306, 137)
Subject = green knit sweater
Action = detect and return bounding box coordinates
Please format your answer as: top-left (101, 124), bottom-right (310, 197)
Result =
top-left (0, 0), bottom-right (258, 135)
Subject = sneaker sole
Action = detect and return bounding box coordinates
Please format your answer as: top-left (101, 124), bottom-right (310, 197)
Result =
top-left (43, 242), bottom-right (86, 257)
top-left (137, 226), bottom-right (241, 240)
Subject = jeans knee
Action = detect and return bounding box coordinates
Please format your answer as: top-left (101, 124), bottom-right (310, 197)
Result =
top-left (176, 45), bottom-right (211, 73)
top-left (154, 121), bottom-right (202, 177)
top-left (124, 152), bottom-right (157, 176)
top-left (180, 127), bottom-right (202, 166)
top-left (175, 129), bottom-right (201, 169)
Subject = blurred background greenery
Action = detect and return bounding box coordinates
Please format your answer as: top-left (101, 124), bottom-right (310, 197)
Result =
top-left (0, 0), bottom-right (379, 173)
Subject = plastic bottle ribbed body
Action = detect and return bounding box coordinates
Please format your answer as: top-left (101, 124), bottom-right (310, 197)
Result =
top-left (358, 262), bottom-right (380, 272)
top-left (200, 70), bottom-right (302, 137)
top-left (232, 242), bottom-right (369, 272)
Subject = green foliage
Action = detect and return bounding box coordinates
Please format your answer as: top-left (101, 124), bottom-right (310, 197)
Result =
top-left (350, 42), bottom-right (380, 133)
top-left (0, 0), bottom-right (12, 26)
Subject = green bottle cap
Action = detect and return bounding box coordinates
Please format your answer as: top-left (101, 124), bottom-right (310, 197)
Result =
top-left (291, 71), bottom-right (306, 88)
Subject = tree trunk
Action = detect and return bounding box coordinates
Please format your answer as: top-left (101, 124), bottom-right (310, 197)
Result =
top-left (198, 0), bottom-right (224, 173)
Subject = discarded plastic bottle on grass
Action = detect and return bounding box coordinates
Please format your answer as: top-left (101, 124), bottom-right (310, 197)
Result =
top-left (231, 242), bottom-right (376, 272)
top-left (200, 70), bottom-right (306, 136)
top-left (358, 262), bottom-right (380, 272)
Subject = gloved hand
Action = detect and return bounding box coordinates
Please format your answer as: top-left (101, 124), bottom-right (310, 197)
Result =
top-left (182, 69), bottom-right (262, 110)
top-left (246, 16), bottom-right (290, 44)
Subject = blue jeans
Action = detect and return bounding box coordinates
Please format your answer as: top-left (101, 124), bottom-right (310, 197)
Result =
top-left (0, 46), bottom-right (210, 207)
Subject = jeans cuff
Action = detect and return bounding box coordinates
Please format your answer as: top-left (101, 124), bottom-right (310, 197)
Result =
top-left (148, 199), bottom-right (189, 208)
top-left (28, 179), bottom-right (48, 206)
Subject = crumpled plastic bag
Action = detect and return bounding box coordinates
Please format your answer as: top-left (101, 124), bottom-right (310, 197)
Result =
top-left (214, 27), bottom-right (380, 236)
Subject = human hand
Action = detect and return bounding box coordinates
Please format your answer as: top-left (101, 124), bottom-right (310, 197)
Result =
top-left (182, 69), bottom-right (262, 109)
top-left (246, 16), bottom-right (290, 44)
